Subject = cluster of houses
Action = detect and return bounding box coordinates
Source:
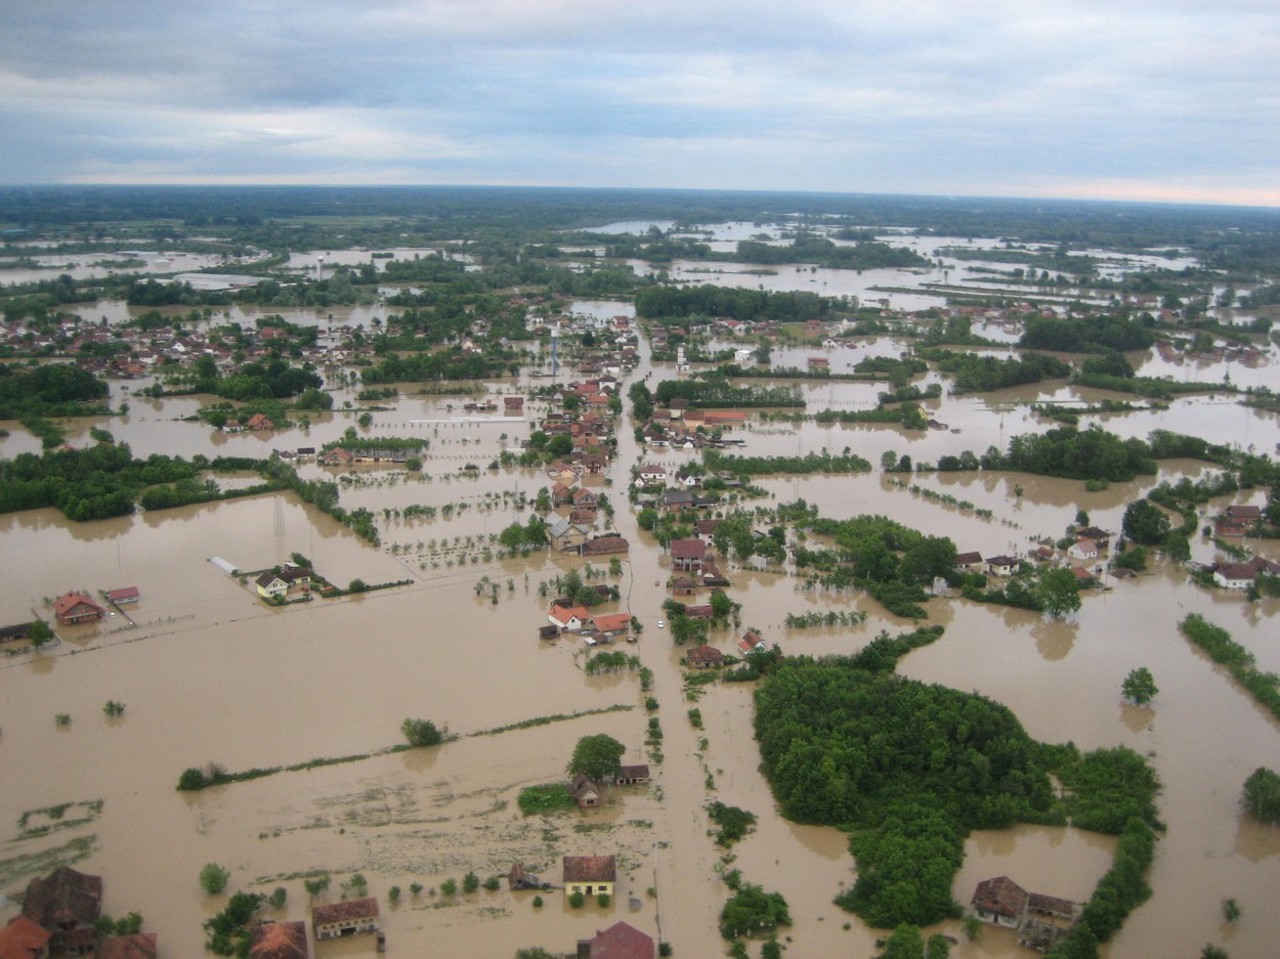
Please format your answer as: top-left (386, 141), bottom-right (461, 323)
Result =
top-left (545, 605), bottom-right (633, 644)
top-left (956, 526), bottom-right (1116, 588)
top-left (505, 859), bottom-right (656, 958)
top-left (638, 398), bottom-right (748, 450)
top-left (1, 866), bottom-right (155, 959)
top-left (970, 875), bottom-right (1082, 952)
top-left (0, 865), bottom-right (391, 959)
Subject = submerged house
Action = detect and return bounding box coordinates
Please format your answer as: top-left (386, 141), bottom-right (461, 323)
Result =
top-left (563, 856), bottom-right (616, 898)
top-left (312, 898), bottom-right (379, 941)
top-left (21, 866), bottom-right (102, 953)
top-left (971, 876), bottom-right (1028, 929)
top-left (249, 922), bottom-right (307, 959)
top-left (52, 593), bottom-right (104, 626)
top-left (576, 921), bottom-right (654, 959)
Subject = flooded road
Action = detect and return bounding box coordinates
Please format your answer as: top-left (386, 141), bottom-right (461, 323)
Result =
top-left (3, 314), bottom-right (1280, 959)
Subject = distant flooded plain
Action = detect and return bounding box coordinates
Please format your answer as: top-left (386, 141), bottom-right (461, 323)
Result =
top-left (3, 303), bottom-right (1280, 959)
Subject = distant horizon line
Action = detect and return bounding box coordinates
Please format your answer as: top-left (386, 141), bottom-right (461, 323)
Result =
top-left (2, 182), bottom-right (1277, 213)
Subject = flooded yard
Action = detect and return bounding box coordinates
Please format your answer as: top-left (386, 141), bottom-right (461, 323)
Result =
top-left (3, 321), bottom-right (1280, 959)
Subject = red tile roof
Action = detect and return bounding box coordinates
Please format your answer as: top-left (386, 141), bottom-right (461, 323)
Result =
top-left (312, 897), bottom-right (379, 927)
top-left (97, 932), bottom-right (158, 959)
top-left (563, 855), bottom-right (616, 883)
top-left (971, 875), bottom-right (1028, 918)
top-left (584, 921), bottom-right (655, 959)
top-left (0, 917), bottom-right (52, 959)
top-left (250, 921), bottom-right (307, 959)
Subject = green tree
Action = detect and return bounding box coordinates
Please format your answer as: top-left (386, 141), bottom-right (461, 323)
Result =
top-left (200, 863), bottom-right (230, 895)
top-left (401, 718), bottom-right (443, 747)
top-left (879, 926), bottom-right (924, 959)
top-left (304, 875), bottom-right (330, 899)
top-left (1242, 767), bottom-right (1280, 823)
top-left (1222, 898), bottom-right (1240, 923)
top-left (27, 618), bottom-right (54, 648)
top-left (1037, 567), bottom-right (1082, 618)
top-left (1121, 667), bottom-right (1158, 705)
top-left (567, 733), bottom-right (626, 782)
top-left (1122, 499), bottom-right (1171, 546)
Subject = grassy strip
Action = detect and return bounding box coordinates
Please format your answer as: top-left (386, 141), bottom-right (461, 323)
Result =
top-left (179, 705), bottom-right (634, 790)
top-left (0, 835), bottom-right (96, 889)
top-left (468, 704), bottom-right (633, 738)
top-left (1179, 614), bottom-right (1280, 720)
top-left (17, 799), bottom-right (103, 839)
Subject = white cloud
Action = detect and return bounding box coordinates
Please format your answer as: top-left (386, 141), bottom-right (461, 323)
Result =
top-left (0, 0), bottom-right (1276, 204)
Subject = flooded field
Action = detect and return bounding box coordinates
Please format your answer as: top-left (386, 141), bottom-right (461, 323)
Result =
top-left (3, 306), bottom-right (1280, 959)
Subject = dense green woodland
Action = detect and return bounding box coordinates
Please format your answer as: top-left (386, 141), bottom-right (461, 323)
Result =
top-left (753, 649), bottom-right (1161, 941)
top-left (0, 363), bottom-right (110, 418)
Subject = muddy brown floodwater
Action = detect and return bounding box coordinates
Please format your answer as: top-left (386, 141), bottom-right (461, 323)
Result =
top-left (2, 324), bottom-right (1280, 959)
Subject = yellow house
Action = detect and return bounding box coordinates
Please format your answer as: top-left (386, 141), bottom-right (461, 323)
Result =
top-left (563, 855), bottom-right (616, 898)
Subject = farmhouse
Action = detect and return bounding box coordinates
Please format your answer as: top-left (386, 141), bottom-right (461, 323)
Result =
top-left (580, 536), bottom-right (630, 557)
top-left (1212, 555), bottom-right (1280, 589)
top-left (105, 586), bottom-right (140, 605)
top-left (21, 866), bottom-right (102, 952)
top-left (563, 856), bottom-right (616, 898)
top-left (971, 875), bottom-right (1027, 928)
top-left (548, 605), bottom-right (589, 632)
top-left (670, 538), bottom-right (707, 571)
top-left (98, 932), bottom-right (159, 959)
top-left (0, 917), bottom-right (51, 959)
top-left (576, 921), bottom-right (655, 959)
top-left (249, 922), bottom-right (307, 959)
top-left (52, 592), bottom-right (104, 626)
top-left (312, 898), bottom-right (379, 940)
top-left (616, 764), bottom-right (651, 785)
top-left (686, 645), bottom-right (724, 669)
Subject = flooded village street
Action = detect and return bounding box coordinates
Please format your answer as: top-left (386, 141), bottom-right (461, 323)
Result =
top-left (4, 221), bottom-right (1280, 959)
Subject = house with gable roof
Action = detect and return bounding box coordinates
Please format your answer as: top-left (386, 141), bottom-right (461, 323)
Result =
top-left (312, 897), bottom-right (379, 941)
top-left (576, 921), bottom-right (655, 959)
top-left (563, 856), bottom-right (616, 898)
top-left (21, 866), bottom-right (102, 953)
top-left (0, 917), bottom-right (51, 959)
top-left (52, 593), bottom-right (104, 626)
top-left (249, 922), bottom-right (307, 959)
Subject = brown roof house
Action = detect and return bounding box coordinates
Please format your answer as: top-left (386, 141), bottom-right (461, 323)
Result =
top-left (0, 917), bottom-right (51, 959)
top-left (52, 592), bottom-right (104, 626)
top-left (686, 645), bottom-right (724, 669)
top-left (571, 775), bottom-right (603, 808)
top-left (97, 933), bottom-right (158, 959)
top-left (312, 897), bottom-right (379, 941)
top-left (971, 876), bottom-right (1028, 929)
top-left (576, 921), bottom-right (655, 959)
top-left (616, 764), bottom-right (650, 785)
top-left (669, 538), bottom-right (707, 571)
top-left (21, 866), bottom-right (102, 952)
top-left (563, 856), bottom-right (616, 898)
top-left (250, 921), bottom-right (308, 959)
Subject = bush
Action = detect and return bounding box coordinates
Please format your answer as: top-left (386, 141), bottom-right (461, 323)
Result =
top-left (597, 893), bottom-right (611, 907)
top-left (463, 872), bottom-right (479, 894)
top-left (568, 891), bottom-right (585, 908)
top-left (178, 767), bottom-right (207, 791)
top-left (401, 717), bottom-right (443, 747)
top-left (200, 863), bottom-right (230, 895)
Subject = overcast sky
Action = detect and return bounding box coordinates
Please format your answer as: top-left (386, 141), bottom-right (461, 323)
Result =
top-left (2, 0), bottom-right (1277, 206)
